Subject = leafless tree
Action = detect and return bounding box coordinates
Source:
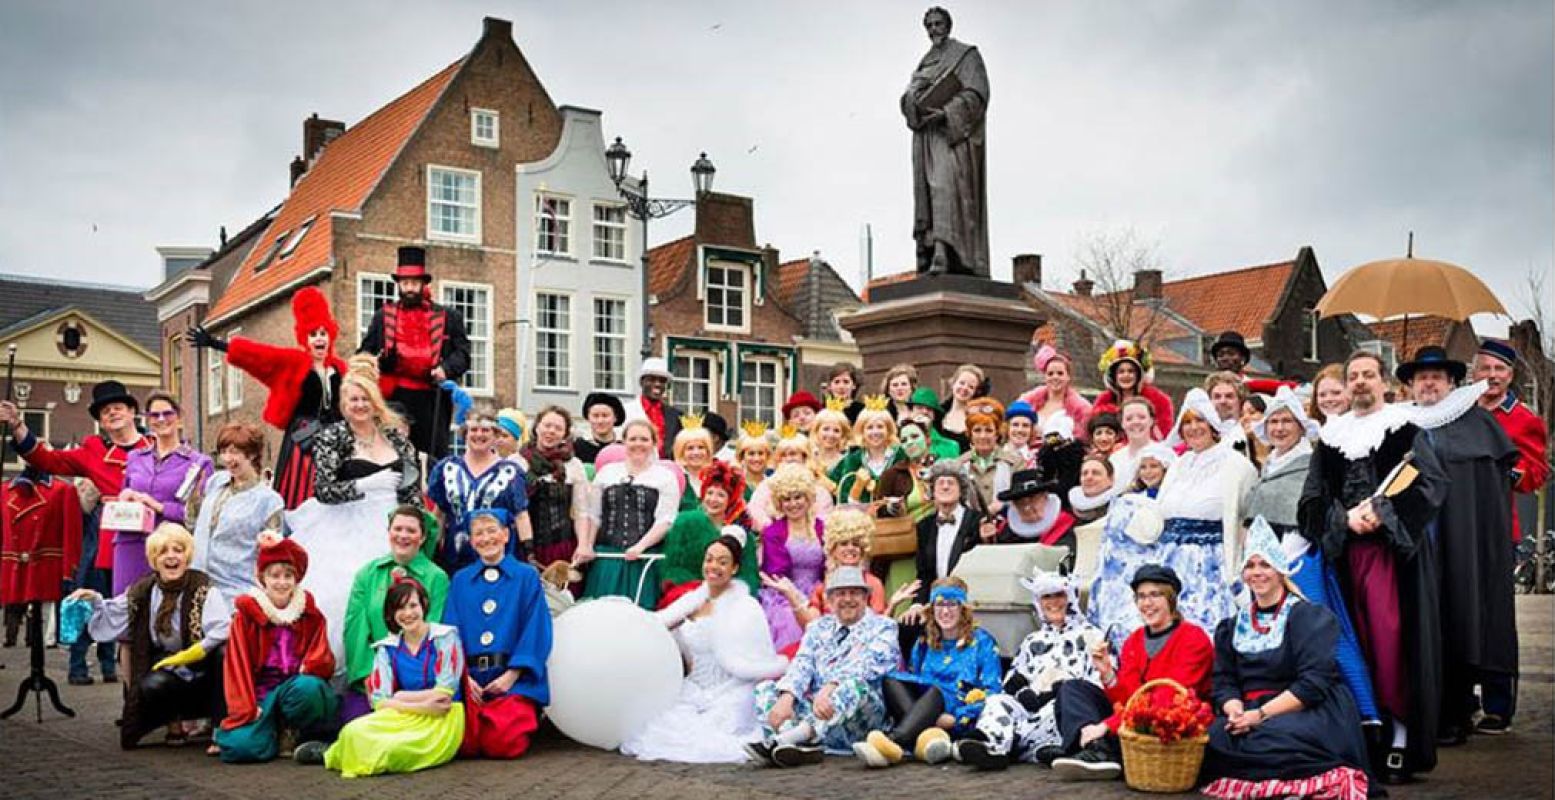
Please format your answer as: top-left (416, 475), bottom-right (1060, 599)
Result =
top-left (1068, 226), bottom-right (1172, 346)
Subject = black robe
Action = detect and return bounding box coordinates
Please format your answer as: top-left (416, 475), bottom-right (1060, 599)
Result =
top-left (1422, 406), bottom-right (1519, 711)
top-left (1299, 413), bottom-right (1446, 774)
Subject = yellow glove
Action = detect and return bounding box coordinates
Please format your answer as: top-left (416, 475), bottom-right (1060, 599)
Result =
top-left (963, 688), bottom-right (988, 706)
top-left (152, 643), bottom-right (207, 671)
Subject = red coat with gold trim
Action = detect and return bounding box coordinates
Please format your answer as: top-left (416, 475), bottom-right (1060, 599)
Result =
top-left (1490, 392), bottom-right (1550, 542)
top-left (1, 474), bottom-right (83, 603)
top-left (220, 589), bottom-right (335, 730)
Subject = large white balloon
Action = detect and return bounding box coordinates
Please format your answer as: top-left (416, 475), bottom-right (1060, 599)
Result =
top-left (546, 597), bottom-right (683, 750)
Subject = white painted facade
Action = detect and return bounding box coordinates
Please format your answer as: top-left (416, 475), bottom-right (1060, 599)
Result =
top-left (513, 106), bottom-right (643, 412)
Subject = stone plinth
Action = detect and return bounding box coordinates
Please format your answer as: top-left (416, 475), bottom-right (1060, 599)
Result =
top-left (840, 284), bottom-right (1044, 401)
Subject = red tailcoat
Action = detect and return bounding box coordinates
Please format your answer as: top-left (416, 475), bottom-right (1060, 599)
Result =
top-left (226, 336), bottom-right (349, 431)
top-left (1490, 393), bottom-right (1551, 543)
top-left (220, 591), bottom-right (335, 730)
top-left (0, 476), bottom-right (83, 603)
top-left (1104, 620), bottom-right (1215, 733)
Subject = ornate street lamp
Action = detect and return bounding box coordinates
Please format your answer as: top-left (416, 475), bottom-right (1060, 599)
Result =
top-left (606, 137), bottom-right (715, 360)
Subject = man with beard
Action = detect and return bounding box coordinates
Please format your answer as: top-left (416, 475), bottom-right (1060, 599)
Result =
top-left (1397, 346), bottom-right (1518, 745)
top-left (1300, 350), bottom-right (1446, 784)
top-left (1472, 339), bottom-right (1549, 734)
top-left (359, 246), bottom-right (470, 459)
top-left (623, 358), bottom-right (683, 458)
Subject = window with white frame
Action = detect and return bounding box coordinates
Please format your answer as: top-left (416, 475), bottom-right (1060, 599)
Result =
top-left (441, 282), bottom-right (492, 393)
top-left (739, 357), bottom-right (783, 427)
top-left (1303, 307), bottom-right (1319, 362)
top-left (592, 297), bottom-right (628, 392)
top-left (278, 218), bottom-right (314, 260)
top-left (208, 357), bottom-right (224, 416)
top-left (535, 293), bottom-right (572, 388)
top-left (672, 352), bottom-right (716, 415)
top-left (592, 204), bottom-right (627, 262)
top-left (705, 262), bottom-right (749, 330)
top-left (1359, 340), bottom-right (1398, 374)
top-left (358, 273), bottom-right (398, 339)
top-left (535, 194), bottom-right (572, 256)
top-left (470, 108), bottom-right (499, 148)
top-left (427, 166), bottom-right (481, 242)
top-left (226, 327), bottom-right (244, 409)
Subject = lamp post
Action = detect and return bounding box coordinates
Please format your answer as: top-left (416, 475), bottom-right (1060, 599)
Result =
top-left (605, 137), bottom-right (715, 361)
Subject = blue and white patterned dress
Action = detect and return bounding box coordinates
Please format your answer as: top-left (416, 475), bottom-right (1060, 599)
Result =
top-left (1152, 444), bottom-right (1253, 636)
top-left (427, 456), bottom-right (529, 571)
top-left (191, 471), bottom-right (285, 605)
top-left (1087, 492), bottom-right (1163, 650)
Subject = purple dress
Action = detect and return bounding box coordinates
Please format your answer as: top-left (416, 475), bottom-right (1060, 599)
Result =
top-left (116, 444), bottom-right (213, 594)
top-left (757, 518), bottom-right (825, 652)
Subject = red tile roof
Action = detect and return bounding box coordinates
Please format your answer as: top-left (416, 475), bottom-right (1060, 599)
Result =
top-left (775, 258), bottom-right (811, 306)
top-left (208, 60), bottom-right (463, 321)
top-left (1367, 315), bottom-right (1456, 353)
top-left (646, 235), bottom-right (695, 296)
top-left (1158, 260), bottom-right (1295, 341)
top-left (1044, 292), bottom-right (1199, 360)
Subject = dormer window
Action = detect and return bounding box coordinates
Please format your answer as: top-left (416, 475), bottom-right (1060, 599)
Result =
top-left (471, 108), bottom-right (499, 148)
top-left (705, 261), bottom-right (749, 332)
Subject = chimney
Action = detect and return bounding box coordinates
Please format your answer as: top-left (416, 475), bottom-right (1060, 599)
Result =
top-left (482, 16), bottom-right (513, 42)
top-left (1072, 269), bottom-right (1094, 297)
top-left (1012, 253), bottom-right (1042, 286)
top-left (303, 113), bottom-right (345, 165)
top-left (1134, 268), bottom-right (1162, 300)
top-left (289, 155), bottom-right (307, 187)
top-left (219, 225), bottom-right (228, 248)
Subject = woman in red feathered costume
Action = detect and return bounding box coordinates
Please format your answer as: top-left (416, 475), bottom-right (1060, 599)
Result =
top-left (190, 287), bottom-right (348, 509)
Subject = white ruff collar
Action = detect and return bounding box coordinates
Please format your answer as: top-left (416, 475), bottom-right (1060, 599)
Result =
top-left (247, 586), bottom-right (307, 625)
top-left (1262, 439), bottom-right (1311, 478)
top-left (1405, 381), bottom-right (1488, 431)
top-left (1319, 403), bottom-right (1411, 460)
top-left (1067, 484), bottom-right (1118, 513)
top-left (1006, 494), bottom-right (1063, 539)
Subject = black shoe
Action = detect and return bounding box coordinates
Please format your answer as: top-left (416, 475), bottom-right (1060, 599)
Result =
top-left (68, 674), bottom-right (92, 686)
top-left (1034, 745), bottom-right (1066, 767)
top-left (1052, 742), bottom-right (1122, 781)
top-left (293, 740), bottom-right (328, 765)
top-left (1380, 748), bottom-right (1415, 785)
top-left (742, 740), bottom-right (776, 767)
top-left (101, 672), bottom-right (119, 684)
top-left (1436, 723), bottom-right (1469, 746)
top-left (1475, 715), bottom-right (1512, 736)
top-left (771, 743), bottom-right (824, 768)
top-left (952, 739), bottom-right (1007, 771)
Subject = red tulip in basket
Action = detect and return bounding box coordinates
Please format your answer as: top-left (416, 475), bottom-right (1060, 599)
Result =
top-left (1115, 678), bottom-right (1214, 792)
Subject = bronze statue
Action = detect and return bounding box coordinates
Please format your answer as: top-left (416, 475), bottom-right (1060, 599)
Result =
top-left (901, 6), bottom-right (990, 277)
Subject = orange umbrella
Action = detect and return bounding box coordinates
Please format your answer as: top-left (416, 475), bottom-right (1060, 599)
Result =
top-left (1316, 234), bottom-right (1507, 352)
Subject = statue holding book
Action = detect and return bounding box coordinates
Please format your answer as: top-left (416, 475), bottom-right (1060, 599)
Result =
top-left (901, 6), bottom-right (990, 278)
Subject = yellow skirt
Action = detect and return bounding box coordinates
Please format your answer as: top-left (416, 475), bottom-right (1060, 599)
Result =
top-left (325, 703), bottom-right (466, 778)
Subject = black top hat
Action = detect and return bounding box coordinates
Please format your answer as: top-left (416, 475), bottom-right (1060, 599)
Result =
top-left (88, 380), bottom-right (140, 419)
top-left (1395, 345), bottom-right (1466, 384)
top-left (394, 246), bottom-right (429, 280)
top-left (1130, 563), bottom-right (1182, 594)
top-left (1210, 330), bottom-right (1251, 361)
top-left (997, 468), bottom-right (1059, 503)
top-left (581, 392), bottom-right (626, 426)
top-left (702, 412), bottom-right (731, 444)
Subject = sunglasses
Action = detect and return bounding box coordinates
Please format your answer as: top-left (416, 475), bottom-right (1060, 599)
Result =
top-left (147, 410), bottom-right (178, 421)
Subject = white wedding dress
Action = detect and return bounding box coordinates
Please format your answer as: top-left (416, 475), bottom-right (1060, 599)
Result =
top-left (284, 469), bottom-right (398, 680)
top-left (621, 582), bottom-right (788, 763)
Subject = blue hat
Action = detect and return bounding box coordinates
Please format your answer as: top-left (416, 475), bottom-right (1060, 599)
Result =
top-left (1005, 400), bottom-right (1037, 422)
top-left (1395, 346), bottom-right (1465, 384)
top-left (1477, 339), bottom-right (1517, 367)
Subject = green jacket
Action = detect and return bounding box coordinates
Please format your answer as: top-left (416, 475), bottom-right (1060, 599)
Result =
top-left (343, 553), bottom-right (451, 687)
top-left (660, 507), bottom-right (759, 594)
top-left (828, 446), bottom-right (904, 504)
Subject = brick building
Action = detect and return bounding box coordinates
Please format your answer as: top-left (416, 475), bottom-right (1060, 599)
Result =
top-left (0, 274), bottom-right (161, 465)
top-left (191, 18), bottom-right (563, 453)
top-left (775, 252), bottom-right (863, 395)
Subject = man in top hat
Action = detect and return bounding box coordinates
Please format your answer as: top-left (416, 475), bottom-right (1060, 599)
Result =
top-left (1471, 339), bottom-right (1549, 734)
top-left (359, 245), bottom-right (471, 459)
top-left (1211, 329), bottom-right (1291, 395)
top-left (1398, 346), bottom-right (1519, 743)
top-left (623, 358), bottom-right (684, 458)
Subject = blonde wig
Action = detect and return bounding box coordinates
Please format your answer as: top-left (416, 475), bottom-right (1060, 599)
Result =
top-left (822, 507), bottom-right (873, 566)
top-left (144, 522), bottom-right (196, 565)
top-left (340, 354), bottom-right (406, 433)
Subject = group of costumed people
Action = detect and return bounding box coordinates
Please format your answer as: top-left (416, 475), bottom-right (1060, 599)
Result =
top-left (0, 236), bottom-right (1545, 797)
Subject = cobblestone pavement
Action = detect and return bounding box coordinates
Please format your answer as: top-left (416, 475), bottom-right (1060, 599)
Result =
top-left (3, 597), bottom-right (1550, 800)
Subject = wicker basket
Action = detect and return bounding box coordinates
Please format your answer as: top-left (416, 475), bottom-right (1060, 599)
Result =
top-left (1118, 678), bottom-right (1209, 793)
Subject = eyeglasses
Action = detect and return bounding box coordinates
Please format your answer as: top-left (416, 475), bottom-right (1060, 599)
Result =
top-left (147, 410), bottom-right (178, 421)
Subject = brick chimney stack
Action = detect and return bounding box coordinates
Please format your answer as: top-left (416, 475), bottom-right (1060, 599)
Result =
top-left (1072, 269), bottom-right (1094, 297)
top-left (289, 156), bottom-right (307, 187)
top-left (303, 113), bottom-right (345, 165)
top-left (1134, 268), bottom-right (1163, 300)
top-left (482, 16), bottom-right (514, 42)
top-left (1012, 253), bottom-right (1042, 286)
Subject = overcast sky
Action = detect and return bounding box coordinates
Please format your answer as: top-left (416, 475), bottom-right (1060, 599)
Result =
top-left (1, 0), bottom-right (1549, 334)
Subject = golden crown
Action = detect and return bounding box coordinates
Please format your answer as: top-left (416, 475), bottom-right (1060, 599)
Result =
top-left (778, 423), bottom-right (799, 440)
top-left (825, 395), bottom-right (850, 412)
top-left (861, 394), bottom-right (890, 412)
top-left (679, 412), bottom-right (705, 431)
top-left (739, 419), bottom-right (771, 439)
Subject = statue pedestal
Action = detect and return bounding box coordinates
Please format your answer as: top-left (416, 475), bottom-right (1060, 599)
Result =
top-left (841, 277), bottom-right (1044, 401)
